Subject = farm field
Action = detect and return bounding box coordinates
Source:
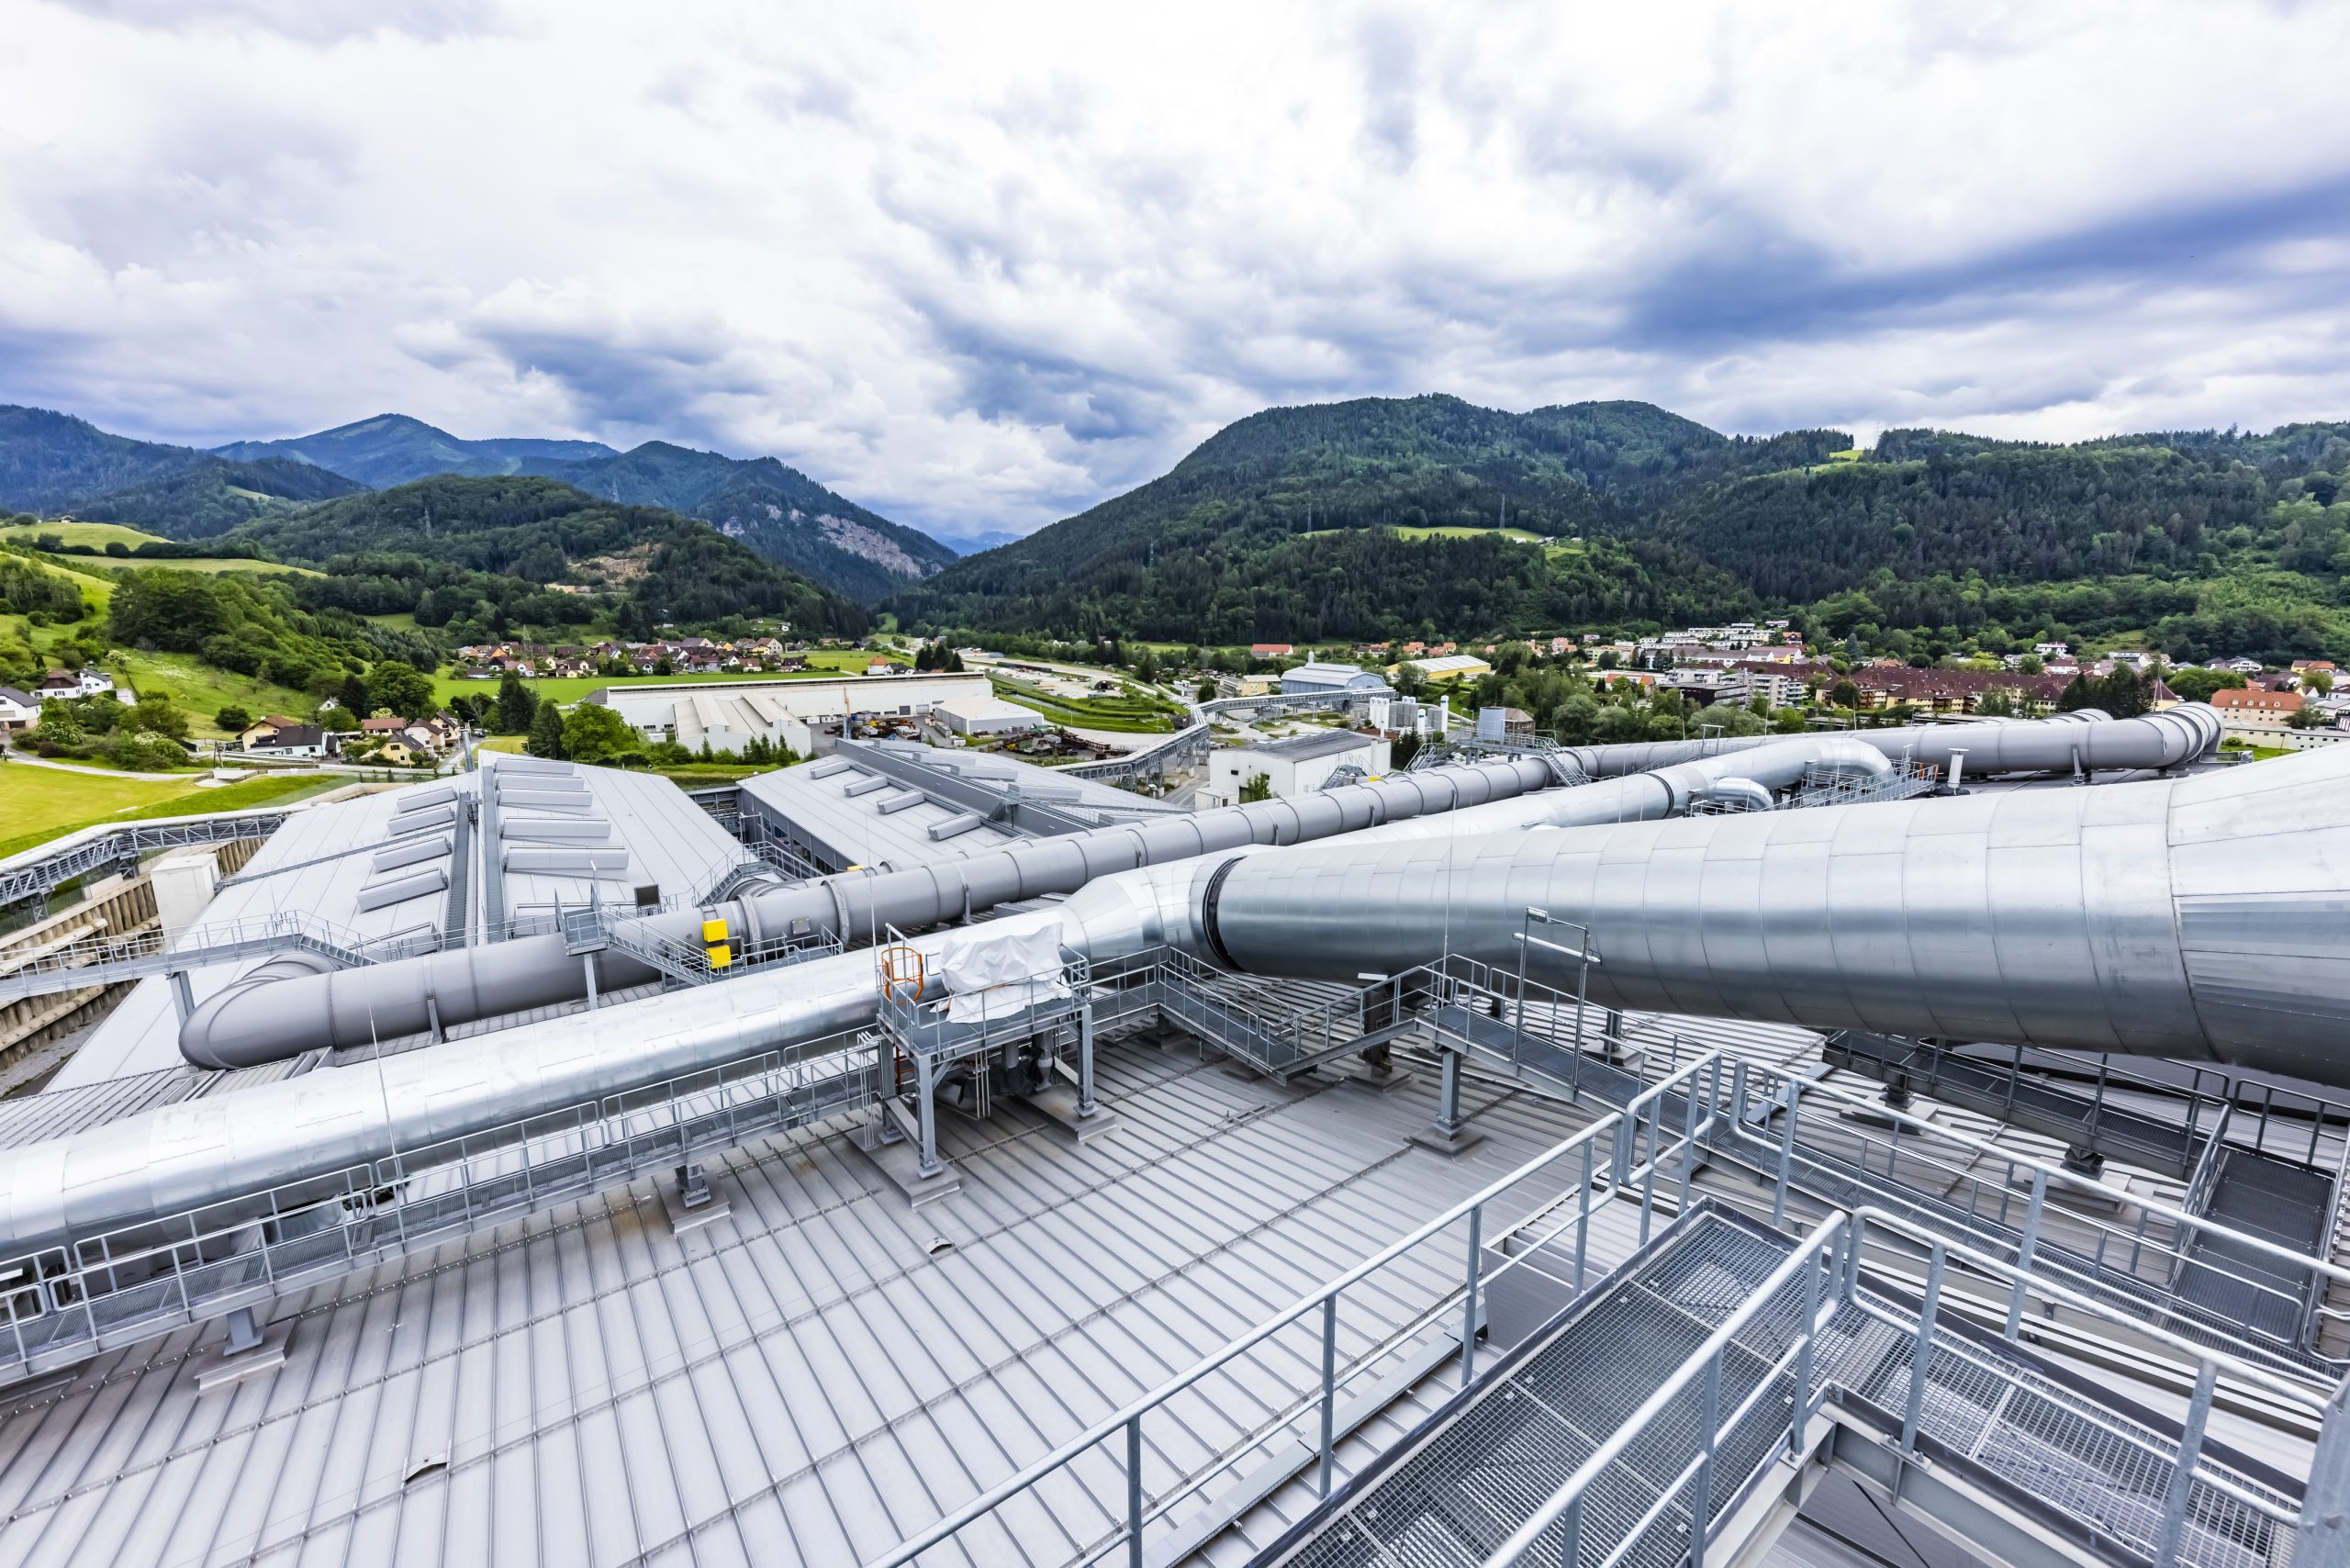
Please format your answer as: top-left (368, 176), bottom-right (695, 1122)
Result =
top-left (0, 766), bottom-right (334, 858)
top-left (433, 650), bottom-right (913, 707)
top-left (111, 654), bottom-right (318, 737)
top-left (5, 521), bottom-right (319, 576)
top-left (4, 521), bottom-right (168, 550)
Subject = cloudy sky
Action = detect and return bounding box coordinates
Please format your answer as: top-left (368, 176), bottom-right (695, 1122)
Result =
top-left (4, 1), bottom-right (2347, 541)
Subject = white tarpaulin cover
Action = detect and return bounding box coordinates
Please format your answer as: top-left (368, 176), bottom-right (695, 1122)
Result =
top-left (934, 916), bottom-right (1071, 1024)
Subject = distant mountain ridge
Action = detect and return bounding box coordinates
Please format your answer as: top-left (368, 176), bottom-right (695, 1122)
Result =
top-left (0, 404), bottom-right (956, 605)
top-left (889, 394), bottom-right (1836, 642)
top-left (241, 474), bottom-right (874, 639)
top-left (520, 440), bottom-right (959, 604)
top-left (214, 413), bottom-right (618, 487)
top-left (890, 391), bottom-right (2350, 665)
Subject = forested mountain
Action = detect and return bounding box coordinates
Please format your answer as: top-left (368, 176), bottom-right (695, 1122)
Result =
top-left (891, 395), bottom-right (2350, 663)
top-left (236, 475), bottom-right (870, 639)
top-left (74, 456), bottom-right (367, 536)
top-left (2, 404), bottom-right (946, 604)
top-left (526, 440), bottom-right (958, 604)
top-left (213, 413), bottom-right (616, 487)
top-left (0, 406), bottom-right (211, 514)
top-left (890, 395), bottom-right (1837, 643)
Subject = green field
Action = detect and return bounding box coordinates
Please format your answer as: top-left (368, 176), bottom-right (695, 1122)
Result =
top-left (435, 650), bottom-right (912, 707)
top-left (0, 766), bottom-right (335, 858)
top-left (1391, 524), bottom-right (1550, 543)
top-left (6, 521), bottom-right (319, 577)
top-left (4, 521), bottom-right (167, 550)
top-left (111, 653), bottom-right (319, 736)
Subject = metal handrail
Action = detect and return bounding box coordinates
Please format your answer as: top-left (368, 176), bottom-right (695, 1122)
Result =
top-left (0, 1026), bottom-right (880, 1381)
top-left (1483, 1213), bottom-right (1848, 1567)
top-left (1713, 1059), bottom-right (2350, 1356)
top-left (1408, 971), bottom-right (2350, 1372)
top-left (1487, 1199), bottom-right (2333, 1568)
top-left (859, 1053), bottom-right (1731, 1568)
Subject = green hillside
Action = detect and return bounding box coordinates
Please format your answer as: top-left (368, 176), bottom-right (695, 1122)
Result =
top-left (892, 394), bottom-right (2350, 663)
top-left (527, 440), bottom-right (958, 604)
top-left (240, 475), bottom-right (871, 638)
top-left (889, 395), bottom-right (1818, 643)
top-left (73, 455), bottom-right (367, 537)
top-left (0, 406), bottom-right (205, 514)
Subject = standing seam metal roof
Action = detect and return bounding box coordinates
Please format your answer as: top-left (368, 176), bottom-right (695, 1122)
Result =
top-left (0, 1041), bottom-right (1590, 1568)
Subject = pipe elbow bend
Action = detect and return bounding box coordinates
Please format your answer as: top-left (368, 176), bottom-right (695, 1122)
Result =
top-left (178, 951), bottom-right (340, 1070)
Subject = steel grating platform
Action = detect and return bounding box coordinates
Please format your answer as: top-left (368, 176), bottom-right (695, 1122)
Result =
top-left (1253, 1202), bottom-right (2309, 1568)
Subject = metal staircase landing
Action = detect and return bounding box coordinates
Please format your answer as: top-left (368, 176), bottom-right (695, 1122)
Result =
top-left (1250, 1205), bottom-right (2311, 1568)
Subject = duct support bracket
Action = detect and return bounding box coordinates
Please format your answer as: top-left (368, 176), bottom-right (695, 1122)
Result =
top-left (193, 1305), bottom-right (287, 1393)
top-left (661, 1161), bottom-right (732, 1235)
top-left (1408, 1046), bottom-right (1485, 1158)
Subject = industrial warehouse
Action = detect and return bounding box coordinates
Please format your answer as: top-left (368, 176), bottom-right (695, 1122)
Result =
top-left (0, 702), bottom-right (2342, 1568)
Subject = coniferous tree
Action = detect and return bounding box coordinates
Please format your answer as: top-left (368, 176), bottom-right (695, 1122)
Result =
top-left (496, 672), bottom-right (538, 734)
top-left (525, 700), bottom-right (567, 759)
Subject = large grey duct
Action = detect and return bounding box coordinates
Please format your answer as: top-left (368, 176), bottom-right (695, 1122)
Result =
top-left (175, 758), bottom-right (1556, 1068)
top-left (4, 736), bottom-right (2318, 1256)
top-left (0, 926), bottom-right (934, 1256)
top-left (1554, 703), bottom-right (2221, 781)
top-left (1155, 739), bottom-right (2346, 1083)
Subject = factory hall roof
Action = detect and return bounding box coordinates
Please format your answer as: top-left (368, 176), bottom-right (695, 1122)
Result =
top-left (1225, 730), bottom-right (1382, 763)
top-left (48, 758), bottom-right (752, 1092)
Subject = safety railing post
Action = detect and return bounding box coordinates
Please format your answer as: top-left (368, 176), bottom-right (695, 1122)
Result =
top-left (1316, 1294), bottom-right (1337, 1497)
top-left (1125, 1413), bottom-right (1145, 1568)
top-left (1573, 1139), bottom-right (1594, 1292)
top-left (2152, 1358), bottom-right (2217, 1568)
top-left (1790, 1243), bottom-right (1821, 1460)
top-left (1899, 1243), bottom-right (1947, 1472)
top-left (1772, 1079), bottom-right (1801, 1229)
top-left (1674, 1065), bottom-right (1706, 1217)
top-left (1460, 1203), bottom-right (1483, 1386)
top-left (2006, 1170), bottom-right (2046, 1341)
top-left (1690, 1343), bottom-right (1724, 1568)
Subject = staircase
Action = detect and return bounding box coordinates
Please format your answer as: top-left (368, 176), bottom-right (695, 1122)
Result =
top-left (1420, 980), bottom-right (2346, 1385)
top-left (1251, 1205), bottom-right (2309, 1568)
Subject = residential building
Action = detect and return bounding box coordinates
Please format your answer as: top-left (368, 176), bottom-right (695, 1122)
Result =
top-left (1248, 643), bottom-right (1292, 659)
top-left (237, 715), bottom-right (310, 751)
top-left (245, 722), bottom-right (327, 758)
top-left (0, 687), bottom-right (38, 732)
top-left (2211, 688), bottom-right (2301, 718)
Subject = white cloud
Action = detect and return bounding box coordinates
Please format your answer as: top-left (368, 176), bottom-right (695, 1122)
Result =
top-left (2, 0), bottom-right (2347, 540)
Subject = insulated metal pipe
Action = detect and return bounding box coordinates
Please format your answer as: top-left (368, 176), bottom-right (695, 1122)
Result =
top-left (0, 924), bottom-right (998, 1257)
top-left (1189, 741), bottom-right (2348, 1083)
top-left (173, 712), bottom-right (2219, 1067)
top-left (1554, 703), bottom-right (2220, 779)
top-left (176, 758), bottom-right (1555, 1068)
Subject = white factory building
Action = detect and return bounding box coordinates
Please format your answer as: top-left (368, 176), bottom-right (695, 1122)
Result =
top-left (587, 672), bottom-right (992, 756)
top-left (1201, 728), bottom-right (1393, 807)
top-left (934, 690), bottom-right (1047, 737)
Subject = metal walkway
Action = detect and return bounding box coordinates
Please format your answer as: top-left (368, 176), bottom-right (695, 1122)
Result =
top-left (0, 910), bottom-right (434, 1008)
top-left (1414, 966), bottom-right (2350, 1385)
top-left (0, 807), bottom-right (289, 913)
top-left (0, 1025), bottom-right (880, 1384)
top-left (1253, 1204), bottom-right (2314, 1568)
